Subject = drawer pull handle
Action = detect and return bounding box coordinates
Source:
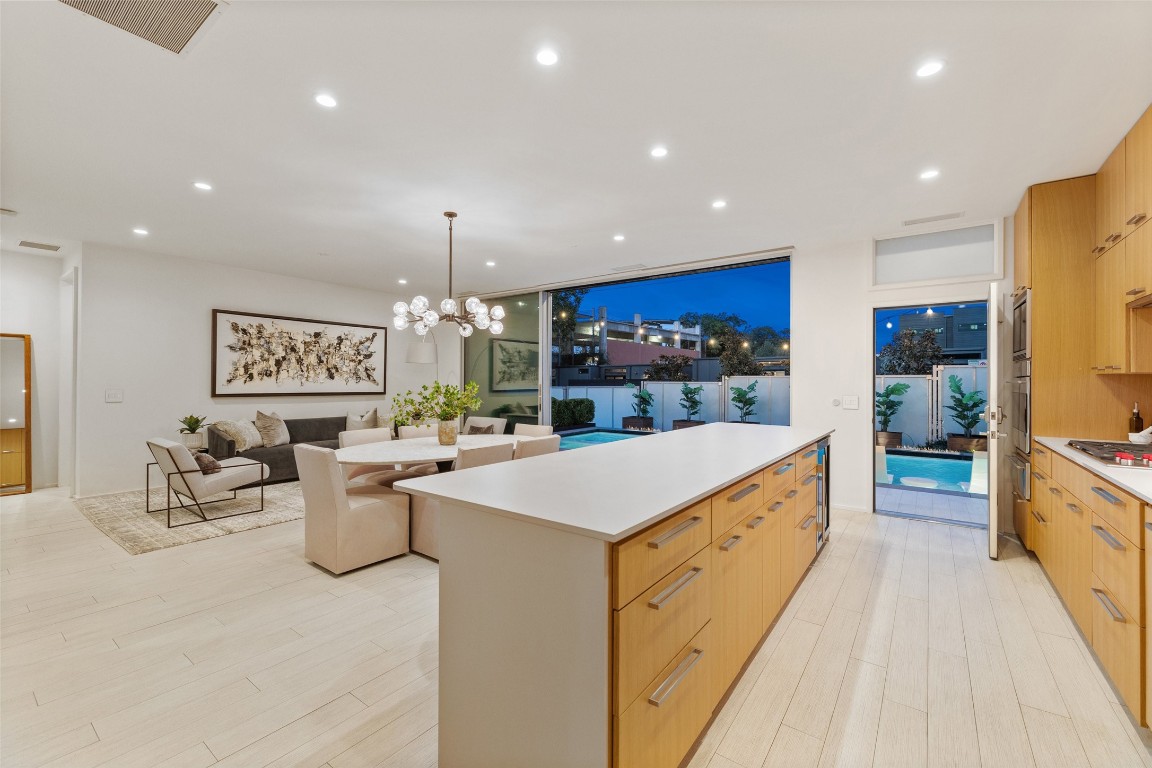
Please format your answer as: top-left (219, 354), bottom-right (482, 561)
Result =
top-left (1126, 212), bottom-right (1147, 226)
top-left (648, 647), bottom-right (704, 707)
top-left (1091, 588), bottom-right (1126, 623)
top-left (1106, 231), bottom-right (1122, 242)
top-left (648, 567), bottom-right (703, 610)
top-left (802, 474), bottom-right (819, 486)
top-left (800, 515), bottom-right (817, 530)
top-left (1091, 525), bottom-right (1126, 551)
top-left (768, 501), bottom-right (785, 512)
top-left (1048, 486), bottom-right (1061, 495)
top-left (720, 535), bottom-right (743, 551)
top-left (774, 463), bottom-right (795, 476)
top-left (747, 516), bottom-right (766, 530)
top-left (1031, 510), bottom-right (1047, 525)
top-left (648, 516), bottom-right (703, 550)
top-left (1032, 471), bottom-right (1044, 481)
top-left (728, 484), bottom-right (760, 503)
top-left (1034, 447), bottom-right (1047, 455)
top-left (1090, 486), bottom-right (1123, 506)
top-left (1126, 287), bottom-right (1147, 296)
top-left (802, 449), bottom-right (818, 459)
top-left (1066, 503), bottom-right (1082, 514)
top-left (786, 490), bottom-right (798, 499)
top-left (1146, 521), bottom-right (1152, 532)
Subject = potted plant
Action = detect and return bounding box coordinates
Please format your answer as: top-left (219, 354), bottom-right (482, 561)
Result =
top-left (390, 384), bottom-right (435, 431)
top-left (622, 383), bottom-right (655, 430)
top-left (729, 380), bottom-right (759, 423)
top-left (875, 382), bottom-right (911, 447)
top-left (428, 381), bottom-right (482, 445)
top-left (178, 414), bottom-right (210, 450)
top-left (673, 383), bottom-right (705, 430)
top-left (944, 374), bottom-right (988, 452)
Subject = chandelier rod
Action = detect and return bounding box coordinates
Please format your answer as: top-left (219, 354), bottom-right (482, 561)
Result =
top-left (445, 210), bottom-right (457, 303)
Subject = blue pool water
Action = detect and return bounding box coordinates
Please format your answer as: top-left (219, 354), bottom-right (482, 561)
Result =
top-left (883, 454), bottom-right (976, 493)
top-left (559, 430), bottom-right (648, 451)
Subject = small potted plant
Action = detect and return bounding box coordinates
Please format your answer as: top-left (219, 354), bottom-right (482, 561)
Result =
top-left (673, 383), bottom-right (705, 430)
top-left (944, 375), bottom-right (988, 452)
top-left (390, 385), bottom-right (434, 431)
top-left (875, 382), bottom-right (911, 447)
top-left (178, 414), bottom-right (210, 450)
top-left (622, 383), bottom-right (655, 430)
top-left (729, 381), bottom-right (759, 423)
top-left (428, 381), bottom-right (482, 445)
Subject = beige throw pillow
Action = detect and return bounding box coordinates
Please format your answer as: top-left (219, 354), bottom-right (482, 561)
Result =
top-left (347, 407), bottom-right (378, 431)
top-left (255, 411), bottom-right (290, 448)
top-left (213, 419), bottom-right (263, 452)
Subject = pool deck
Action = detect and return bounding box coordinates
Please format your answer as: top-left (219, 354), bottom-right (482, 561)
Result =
top-left (875, 485), bottom-right (987, 527)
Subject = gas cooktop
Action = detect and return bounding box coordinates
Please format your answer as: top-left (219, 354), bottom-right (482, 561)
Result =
top-left (1067, 440), bottom-right (1152, 469)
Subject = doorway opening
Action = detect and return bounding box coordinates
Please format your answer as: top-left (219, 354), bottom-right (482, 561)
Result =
top-left (873, 301), bottom-right (990, 528)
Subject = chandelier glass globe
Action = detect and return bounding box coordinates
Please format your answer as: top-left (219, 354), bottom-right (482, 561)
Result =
top-left (489, 320), bottom-right (504, 335)
top-left (458, 324), bottom-right (474, 337)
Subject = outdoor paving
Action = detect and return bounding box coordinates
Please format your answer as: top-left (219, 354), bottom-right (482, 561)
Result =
top-left (875, 484), bottom-right (987, 527)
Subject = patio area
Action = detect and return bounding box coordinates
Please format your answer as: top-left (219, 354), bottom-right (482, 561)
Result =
top-left (875, 484), bottom-right (988, 527)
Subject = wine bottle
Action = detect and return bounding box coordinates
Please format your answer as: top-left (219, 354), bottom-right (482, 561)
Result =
top-left (1131, 403), bottom-right (1144, 434)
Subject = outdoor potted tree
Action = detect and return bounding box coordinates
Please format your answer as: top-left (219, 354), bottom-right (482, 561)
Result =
top-left (944, 374), bottom-right (988, 452)
top-left (622, 383), bottom-right (655, 430)
top-left (875, 382), bottom-right (911, 447)
top-left (673, 383), bottom-right (705, 429)
top-left (178, 414), bottom-right (210, 451)
top-left (729, 380), bottom-right (759, 423)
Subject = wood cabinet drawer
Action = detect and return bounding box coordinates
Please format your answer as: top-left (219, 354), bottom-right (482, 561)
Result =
top-left (762, 456), bottom-right (798, 501)
top-left (1090, 575), bottom-right (1144, 722)
top-left (712, 515), bottom-right (765, 689)
top-left (795, 443), bottom-right (820, 478)
top-left (796, 467), bottom-right (819, 517)
top-left (1031, 442), bottom-right (1053, 475)
top-left (614, 499), bottom-right (712, 609)
top-left (1091, 513), bottom-right (1144, 627)
top-left (616, 623), bottom-right (718, 768)
top-left (761, 495), bottom-right (788, 633)
top-left (1083, 478), bottom-right (1143, 547)
top-left (615, 551), bottom-right (711, 714)
top-left (712, 472), bottom-right (764, 538)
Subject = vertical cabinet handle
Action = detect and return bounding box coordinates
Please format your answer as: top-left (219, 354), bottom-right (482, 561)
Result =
top-left (800, 515), bottom-right (817, 530)
top-left (647, 567), bottom-right (704, 610)
top-left (728, 484), bottom-right (760, 503)
top-left (1091, 588), bottom-right (1126, 623)
top-left (1091, 525), bottom-right (1126, 551)
top-left (648, 648), bottom-right (704, 707)
top-left (720, 535), bottom-right (744, 551)
top-left (1031, 510), bottom-right (1047, 525)
top-left (1089, 486), bottom-right (1123, 506)
top-left (648, 516), bottom-right (703, 549)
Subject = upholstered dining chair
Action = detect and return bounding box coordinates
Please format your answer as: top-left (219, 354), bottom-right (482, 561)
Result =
top-left (294, 444), bottom-right (410, 574)
top-left (461, 416), bottom-right (508, 435)
top-left (407, 441), bottom-right (515, 560)
top-left (146, 438), bottom-right (270, 528)
top-left (397, 424), bottom-right (438, 439)
top-left (513, 423), bottom-right (554, 437)
top-left (338, 427), bottom-right (432, 486)
top-left (512, 434), bottom-right (561, 460)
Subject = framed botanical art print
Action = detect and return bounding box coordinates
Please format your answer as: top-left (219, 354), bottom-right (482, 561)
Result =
top-left (212, 310), bottom-right (387, 397)
top-left (490, 338), bottom-right (539, 391)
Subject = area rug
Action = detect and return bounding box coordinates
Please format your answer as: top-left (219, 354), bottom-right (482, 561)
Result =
top-left (75, 483), bottom-right (305, 555)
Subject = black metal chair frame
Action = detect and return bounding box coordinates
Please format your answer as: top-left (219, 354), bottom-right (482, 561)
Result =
top-left (145, 458), bottom-right (266, 528)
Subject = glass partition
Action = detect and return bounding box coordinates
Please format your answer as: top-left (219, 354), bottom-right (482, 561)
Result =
top-left (462, 292), bottom-right (542, 433)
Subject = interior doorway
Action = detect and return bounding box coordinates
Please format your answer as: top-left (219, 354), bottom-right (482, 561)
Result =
top-left (873, 301), bottom-right (990, 528)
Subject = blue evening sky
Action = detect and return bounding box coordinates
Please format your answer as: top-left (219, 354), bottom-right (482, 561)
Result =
top-left (874, 302), bottom-right (988, 350)
top-left (573, 260), bottom-right (791, 332)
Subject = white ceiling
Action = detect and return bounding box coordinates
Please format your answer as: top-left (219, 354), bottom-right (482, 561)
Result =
top-left (2, 1), bottom-right (1151, 297)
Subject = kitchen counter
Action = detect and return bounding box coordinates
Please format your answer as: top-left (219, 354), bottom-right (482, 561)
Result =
top-left (1035, 436), bottom-right (1152, 504)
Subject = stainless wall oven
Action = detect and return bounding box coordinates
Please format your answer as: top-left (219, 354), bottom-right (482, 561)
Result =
top-left (1012, 377), bottom-right (1030, 452)
top-left (1012, 289), bottom-right (1031, 369)
top-left (1011, 289), bottom-right (1031, 453)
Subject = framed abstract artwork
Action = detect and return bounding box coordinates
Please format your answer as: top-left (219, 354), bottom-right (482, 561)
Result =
top-left (212, 310), bottom-right (387, 397)
top-left (490, 338), bottom-right (539, 391)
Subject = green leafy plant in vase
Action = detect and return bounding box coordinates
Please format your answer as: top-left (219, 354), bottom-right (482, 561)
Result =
top-left (428, 381), bottom-right (482, 445)
top-left (674, 383), bottom-right (705, 429)
top-left (178, 414), bottom-right (210, 450)
top-left (729, 380), bottom-right (759, 423)
top-left (874, 382), bottom-right (910, 447)
top-left (623, 383), bottom-right (655, 430)
top-left (944, 375), bottom-right (988, 452)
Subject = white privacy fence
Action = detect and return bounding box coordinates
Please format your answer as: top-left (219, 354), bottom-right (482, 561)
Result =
top-left (552, 376), bottom-right (791, 431)
top-left (875, 365), bottom-right (989, 447)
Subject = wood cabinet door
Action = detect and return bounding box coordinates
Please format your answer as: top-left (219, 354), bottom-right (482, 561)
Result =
top-left (1125, 105), bottom-right (1152, 238)
top-left (761, 495), bottom-right (787, 633)
top-left (1014, 190), bottom-right (1031, 289)
top-left (1125, 221), bottom-right (1152, 303)
top-left (1097, 140), bottom-right (1127, 253)
top-left (1062, 491), bottom-right (1094, 642)
top-left (1030, 470), bottom-right (1052, 566)
top-left (1094, 244), bottom-right (1127, 372)
top-left (711, 515), bottom-right (763, 690)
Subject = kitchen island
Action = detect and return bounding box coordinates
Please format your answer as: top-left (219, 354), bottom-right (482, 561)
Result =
top-left (395, 423), bottom-right (832, 768)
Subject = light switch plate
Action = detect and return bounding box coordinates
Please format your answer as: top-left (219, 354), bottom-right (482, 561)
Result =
top-left (843, 395), bottom-right (860, 410)
top-left (105, 389), bottom-right (123, 403)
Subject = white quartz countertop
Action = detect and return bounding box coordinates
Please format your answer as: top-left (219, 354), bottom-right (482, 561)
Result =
top-left (1035, 436), bottom-right (1152, 504)
top-left (394, 423), bottom-right (832, 542)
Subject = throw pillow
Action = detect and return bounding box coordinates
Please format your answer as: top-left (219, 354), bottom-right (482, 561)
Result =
top-left (193, 452), bottom-right (222, 474)
top-left (347, 407), bottom-right (378, 431)
top-left (255, 411), bottom-right (290, 448)
top-left (213, 419), bottom-right (263, 452)
top-left (467, 424), bottom-right (495, 435)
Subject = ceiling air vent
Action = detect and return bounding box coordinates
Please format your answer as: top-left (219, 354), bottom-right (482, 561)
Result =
top-left (19, 241), bottom-right (62, 252)
top-left (903, 212), bottom-right (965, 227)
top-left (611, 263), bottom-right (648, 273)
top-left (59, 0), bottom-right (220, 54)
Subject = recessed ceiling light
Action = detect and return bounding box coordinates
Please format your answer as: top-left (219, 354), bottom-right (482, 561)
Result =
top-left (193, 181), bottom-right (212, 191)
top-left (485, 261), bottom-right (496, 267)
top-left (398, 278), bottom-right (408, 285)
top-left (536, 48), bottom-right (558, 66)
top-left (613, 234), bottom-right (625, 241)
top-left (916, 60), bottom-right (945, 78)
top-left (920, 168), bottom-right (940, 180)
top-left (650, 145), bottom-right (668, 158)
top-left (314, 93), bottom-right (337, 108)
top-left (712, 200), bottom-right (727, 209)
top-left (133, 227), bottom-right (148, 235)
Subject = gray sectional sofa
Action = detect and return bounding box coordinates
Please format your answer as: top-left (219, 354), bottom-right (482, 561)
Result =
top-left (207, 416), bottom-right (345, 484)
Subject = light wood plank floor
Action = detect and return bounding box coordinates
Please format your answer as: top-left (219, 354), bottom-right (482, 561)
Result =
top-left (3, 489), bottom-right (1150, 767)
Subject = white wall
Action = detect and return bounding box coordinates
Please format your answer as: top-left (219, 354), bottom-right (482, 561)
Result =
top-left (74, 244), bottom-right (459, 496)
top-left (790, 237), bottom-right (1012, 527)
top-left (0, 249), bottom-right (62, 489)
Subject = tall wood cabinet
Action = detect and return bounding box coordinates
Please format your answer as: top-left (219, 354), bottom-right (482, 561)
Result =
top-left (0, 428), bottom-right (26, 488)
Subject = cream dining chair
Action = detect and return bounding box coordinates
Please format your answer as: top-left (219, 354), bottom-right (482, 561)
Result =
top-left (462, 416), bottom-right (508, 435)
top-left (512, 434), bottom-right (561, 460)
top-left (513, 424), bottom-right (553, 437)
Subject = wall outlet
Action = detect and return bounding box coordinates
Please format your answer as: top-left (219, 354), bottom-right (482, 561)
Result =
top-left (105, 389), bottom-right (123, 403)
top-left (843, 395), bottom-right (860, 410)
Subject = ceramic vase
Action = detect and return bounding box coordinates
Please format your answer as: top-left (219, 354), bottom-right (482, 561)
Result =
top-left (438, 421), bottom-right (458, 446)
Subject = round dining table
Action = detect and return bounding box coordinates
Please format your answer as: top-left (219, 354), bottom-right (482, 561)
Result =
top-left (333, 433), bottom-right (522, 473)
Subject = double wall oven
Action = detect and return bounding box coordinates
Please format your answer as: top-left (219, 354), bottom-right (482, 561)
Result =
top-left (1011, 290), bottom-right (1032, 525)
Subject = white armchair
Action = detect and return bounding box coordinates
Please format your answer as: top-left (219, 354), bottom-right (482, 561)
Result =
top-left (146, 438), bottom-right (270, 528)
top-left (294, 444), bottom-right (410, 574)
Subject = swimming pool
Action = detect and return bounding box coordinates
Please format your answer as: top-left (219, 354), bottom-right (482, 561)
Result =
top-left (882, 453), bottom-right (980, 493)
top-left (558, 429), bottom-right (650, 451)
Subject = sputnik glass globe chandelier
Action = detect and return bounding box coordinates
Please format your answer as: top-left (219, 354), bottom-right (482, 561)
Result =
top-left (392, 212), bottom-right (505, 338)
